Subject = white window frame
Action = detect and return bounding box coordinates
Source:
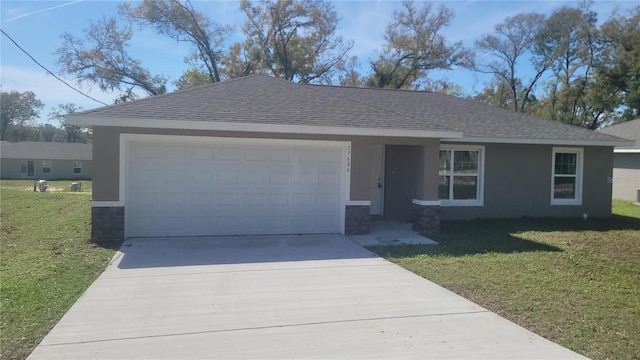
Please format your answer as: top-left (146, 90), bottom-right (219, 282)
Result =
top-left (439, 144), bottom-right (485, 207)
top-left (42, 160), bottom-right (52, 174)
top-left (73, 161), bottom-right (82, 174)
top-left (551, 147), bottom-right (583, 206)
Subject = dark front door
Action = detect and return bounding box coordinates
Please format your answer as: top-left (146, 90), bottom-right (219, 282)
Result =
top-left (384, 145), bottom-right (419, 221)
top-left (27, 160), bottom-right (34, 177)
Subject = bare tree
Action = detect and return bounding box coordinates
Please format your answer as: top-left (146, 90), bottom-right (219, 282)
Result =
top-left (475, 13), bottom-right (549, 112)
top-left (56, 17), bottom-right (167, 96)
top-left (236, 0), bottom-right (353, 83)
top-left (120, 0), bottom-right (231, 83)
top-left (366, 1), bottom-right (473, 89)
top-left (48, 103), bottom-right (89, 143)
top-left (534, 4), bottom-right (601, 127)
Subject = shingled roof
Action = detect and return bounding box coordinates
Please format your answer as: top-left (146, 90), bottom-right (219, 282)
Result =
top-left (597, 119), bottom-right (640, 149)
top-left (68, 74), bottom-right (627, 146)
top-left (0, 141), bottom-right (92, 160)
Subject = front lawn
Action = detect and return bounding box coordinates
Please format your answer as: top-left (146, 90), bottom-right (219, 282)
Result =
top-left (369, 200), bottom-right (640, 360)
top-left (0, 180), bottom-right (115, 360)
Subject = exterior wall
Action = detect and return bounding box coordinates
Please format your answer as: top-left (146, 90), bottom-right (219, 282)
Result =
top-left (350, 140), bottom-right (372, 201)
top-left (93, 127), bottom-right (121, 201)
top-left (0, 158), bottom-right (92, 179)
top-left (91, 127), bottom-right (616, 242)
top-left (611, 153), bottom-right (640, 202)
top-left (92, 126), bottom-right (440, 202)
top-left (415, 141), bottom-right (441, 201)
top-left (441, 143), bottom-right (614, 220)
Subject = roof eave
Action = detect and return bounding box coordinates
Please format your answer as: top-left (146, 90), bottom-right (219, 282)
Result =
top-left (442, 136), bottom-right (634, 147)
top-left (66, 115), bottom-right (463, 139)
top-left (614, 148), bottom-right (640, 153)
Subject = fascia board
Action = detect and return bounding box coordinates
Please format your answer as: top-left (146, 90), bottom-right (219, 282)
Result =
top-left (65, 115), bottom-right (463, 139)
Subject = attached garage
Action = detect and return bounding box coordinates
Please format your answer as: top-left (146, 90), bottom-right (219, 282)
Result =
top-left (123, 135), bottom-right (349, 238)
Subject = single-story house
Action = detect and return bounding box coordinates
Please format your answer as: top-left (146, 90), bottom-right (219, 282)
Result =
top-left (598, 119), bottom-right (640, 202)
top-left (0, 141), bottom-right (92, 180)
top-left (66, 74), bottom-right (630, 243)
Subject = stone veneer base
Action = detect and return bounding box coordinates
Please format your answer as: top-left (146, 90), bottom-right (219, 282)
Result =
top-left (91, 206), bottom-right (373, 241)
top-left (413, 204), bottom-right (441, 234)
top-left (91, 206), bottom-right (124, 246)
top-left (345, 205), bottom-right (370, 235)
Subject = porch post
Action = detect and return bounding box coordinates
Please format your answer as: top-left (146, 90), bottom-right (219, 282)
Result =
top-left (345, 141), bottom-right (371, 235)
top-left (413, 141), bottom-right (441, 234)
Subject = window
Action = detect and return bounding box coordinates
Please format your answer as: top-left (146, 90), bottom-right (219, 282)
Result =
top-left (42, 160), bottom-right (51, 174)
top-left (551, 147), bottom-right (583, 205)
top-left (73, 161), bottom-right (82, 174)
top-left (438, 145), bottom-right (484, 206)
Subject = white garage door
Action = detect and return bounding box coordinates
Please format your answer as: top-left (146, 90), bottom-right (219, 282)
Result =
top-left (125, 137), bottom-right (347, 238)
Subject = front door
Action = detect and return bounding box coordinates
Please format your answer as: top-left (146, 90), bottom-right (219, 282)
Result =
top-left (384, 145), bottom-right (419, 221)
top-left (27, 160), bottom-right (34, 177)
top-left (370, 144), bottom-right (385, 215)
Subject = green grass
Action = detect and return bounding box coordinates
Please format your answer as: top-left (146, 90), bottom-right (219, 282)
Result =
top-left (369, 200), bottom-right (640, 360)
top-left (0, 180), bottom-right (115, 360)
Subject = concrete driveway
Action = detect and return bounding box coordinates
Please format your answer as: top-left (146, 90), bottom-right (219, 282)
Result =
top-left (29, 235), bottom-right (585, 359)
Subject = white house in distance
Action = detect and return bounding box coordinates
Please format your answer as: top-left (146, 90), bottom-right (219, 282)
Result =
top-left (0, 141), bottom-right (92, 180)
top-left (598, 119), bottom-right (640, 203)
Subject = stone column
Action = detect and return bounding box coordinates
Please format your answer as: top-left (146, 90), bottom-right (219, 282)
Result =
top-left (412, 200), bottom-right (441, 234)
top-left (91, 206), bottom-right (125, 246)
top-left (413, 140), bottom-right (441, 234)
top-left (345, 204), bottom-right (370, 235)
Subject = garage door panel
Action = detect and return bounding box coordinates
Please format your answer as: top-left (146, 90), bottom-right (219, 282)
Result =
top-left (218, 193), bottom-right (239, 206)
top-left (269, 171), bottom-right (290, 185)
top-left (243, 171), bottom-right (266, 184)
top-left (190, 171), bottom-right (214, 184)
top-left (316, 216), bottom-right (339, 229)
top-left (217, 146), bottom-right (243, 160)
top-left (164, 145), bottom-right (189, 159)
top-left (269, 148), bottom-right (291, 161)
top-left (191, 146), bottom-right (216, 160)
top-left (126, 139), bottom-right (344, 237)
top-left (217, 172), bottom-right (239, 184)
top-left (132, 143), bottom-right (162, 159)
top-left (293, 193), bottom-right (313, 206)
top-left (245, 148), bottom-right (266, 161)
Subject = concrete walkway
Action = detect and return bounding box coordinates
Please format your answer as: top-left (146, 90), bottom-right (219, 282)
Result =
top-left (350, 221), bottom-right (439, 246)
top-left (29, 235), bottom-right (586, 359)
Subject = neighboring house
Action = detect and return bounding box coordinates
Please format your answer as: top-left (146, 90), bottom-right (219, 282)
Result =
top-left (0, 141), bottom-right (92, 180)
top-left (598, 119), bottom-right (640, 202)
top-left (66, 74), bottom-right (630, 243)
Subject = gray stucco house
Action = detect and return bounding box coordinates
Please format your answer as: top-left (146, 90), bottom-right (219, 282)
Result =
top-left (66, 74), bottom-right (629, 243)
top-left (598, 119), bottom-right (640, 202)
top-left (0, 141), bottom-right (92, 180)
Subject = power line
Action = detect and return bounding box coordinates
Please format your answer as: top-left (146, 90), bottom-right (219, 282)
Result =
top-left (1, 28), bottom-right (109, 106)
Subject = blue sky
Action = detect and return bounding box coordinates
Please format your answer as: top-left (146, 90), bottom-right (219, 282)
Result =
top-left (1, 0), bottom-right (637, 124)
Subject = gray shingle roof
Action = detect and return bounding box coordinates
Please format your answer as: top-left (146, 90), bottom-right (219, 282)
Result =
top-left (597, 119), bottom-right (640, 148)
top-left (0, 141), bottom-right (92, 160)
top-left (72, 74), bottom-right (454, 134)
top-left (317, 84), bottom-right (624, 143)
top-left (69, 74), bottom-right (627, 145)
